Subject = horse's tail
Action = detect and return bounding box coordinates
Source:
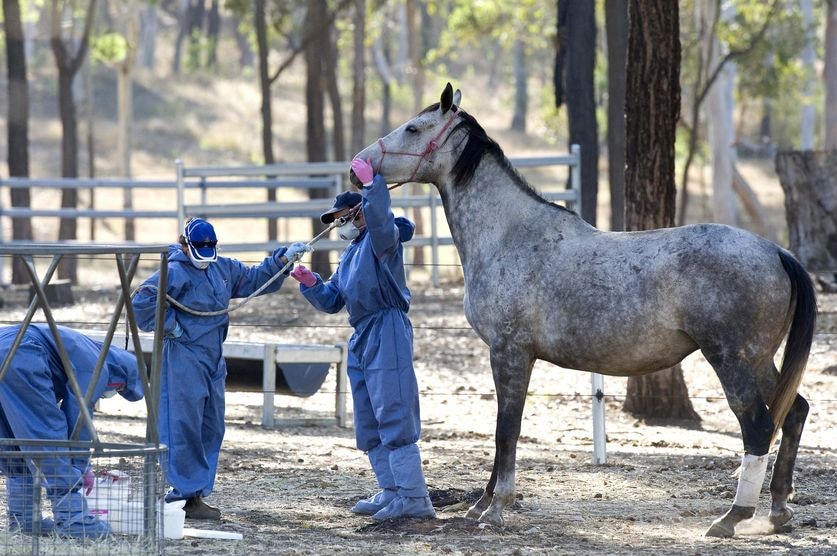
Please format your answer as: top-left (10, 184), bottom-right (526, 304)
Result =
top-left (770, 249), bottom-right (817, 446)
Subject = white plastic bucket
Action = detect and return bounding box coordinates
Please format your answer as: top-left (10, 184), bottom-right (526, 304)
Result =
top-left (162, 500), bottom-right (186, 540)
top-left (86, 498), bottom-right (185, 539)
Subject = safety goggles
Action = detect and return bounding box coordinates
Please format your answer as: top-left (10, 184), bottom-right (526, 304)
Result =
top-left (334, 210), bottom-right (361, 227)
top-left (189, 240), bottom-right (218, 249)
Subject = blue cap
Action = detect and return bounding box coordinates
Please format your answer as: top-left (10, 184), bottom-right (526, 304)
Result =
top-left (184, 218), bottom-right (218, 262)
top-left (320, 191), bottom-right (362, 224)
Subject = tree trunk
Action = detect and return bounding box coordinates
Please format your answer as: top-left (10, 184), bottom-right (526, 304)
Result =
top-left (561, 0), bottom-right (599, 226)
top-left (372, 33), bottom-right (393, 136)
top-left (511, 39), bottom-right (527, 132)
top-left (305, 0), bottom-right (331, 276)
top-left (232, 15), bottom-right (254, 68)
top-left (186, 0), bottom-right (205, 71)
top-left (703, 0), bottom-right (737, 226)
top-left (172, 0), bottom-right (188, 74)
top-left (116, 4), bottom-right (138, 241)
top-left (118, 63), bottom-right (135, 240)
top-left (800, 0), bottom-right (816, 149)
top-left (3, 0), bottom-right (35, 284)
top-left (624, 0), bottom-right (698, 422)
top-left (731, 166), bottom-right (776, 241)
top-left (775, 150), bottom-right (837, 273)
top-left (50, 0), bottom-right (97, 282)
top-left (57, 69), bottom-right (80, 281)
top-left (254, 0), bottom-right (277, 241)
top-left (623, 366), bottom-right (699, 420)
top-left (138, 3), bottom-right (157, 70)
top-left (825, 0), bottom-right (837, 149)
top-left (324, 27), bottom-right (346, 161)
top-left (349, 0), bottom-right (366, 157)
top-left (605, 0), bottom-right (627, 232)
top-left (206, 0), bottom-right (220, 69)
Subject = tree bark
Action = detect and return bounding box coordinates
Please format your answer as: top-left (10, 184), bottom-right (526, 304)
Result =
top-left (511, 39), bottom-right (527, 132)
top-left (703, 0), bottom-right (737, 226)
top-left (560, 0), bottom-right (599, 226)
top-left (254, 0), bottom-right (277, 241)
top-left (138, 3), bottom-right (158, 70)
top-left (51, 0), bottom-right (97, 282)
top-left (349, 0), bottom-right (366, 157)
top-left (172, 0), bottom-right (189, 75)
top-left (623, 0), bottom-right (698, 422)
top-left (206, 0), bottom-right (220, 69)
top-left (775, 150), bottom-right (837, 273)
top-left (305, 0), bottom-right (331, 276)
top-left (324, 26), bottom-right (346, 161)
top-left (186, 0), bottom-right (205, 71)
top-left (232, 15), bottom-right (254, 68)
top-left (825, 0), bottom-right (837, 149)
top-left (605, 0), bottom-right (627, 232)
top-left (3, 0), bottom-right (35, 284)
top-left (372, 32), bottom-right (393, 137)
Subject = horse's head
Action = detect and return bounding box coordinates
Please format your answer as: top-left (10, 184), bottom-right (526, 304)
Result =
top-left (351, 82), bottom-right (462, 188)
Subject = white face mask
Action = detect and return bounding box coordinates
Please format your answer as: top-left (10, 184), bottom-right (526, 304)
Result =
top-left (337, 221), bottom-right (361, 241)
top-left (101, 390), bottom-right (118, 399)
top-left (187, 252), bottom-right (211, 269)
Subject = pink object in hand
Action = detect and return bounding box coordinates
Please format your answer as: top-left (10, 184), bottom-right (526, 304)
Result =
top-left (291, 265), bottom-right (318, 287)
top-left (351, 158), bottom-right (374, 185)
top-left (83, 468), bottom-right (96, 495)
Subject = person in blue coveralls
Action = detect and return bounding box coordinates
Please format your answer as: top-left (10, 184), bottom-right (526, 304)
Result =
top-left (0, 323), bottom-right (144, 538)
top-left (290, 158), bottom-right (435, 521)
top-left (131, 217), bottom-right (308, 520)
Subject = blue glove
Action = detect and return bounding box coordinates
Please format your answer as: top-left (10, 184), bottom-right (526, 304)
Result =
top-left (166, 321), bottom-right (183, 339)
top-left (284, 242), bottom-right (312, 263)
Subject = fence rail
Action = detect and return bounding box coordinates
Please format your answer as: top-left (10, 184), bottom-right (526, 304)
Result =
top-left (1, 146), bottom-right (581, 287)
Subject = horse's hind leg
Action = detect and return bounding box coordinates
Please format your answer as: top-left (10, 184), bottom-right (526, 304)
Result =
top-left (768, 393), bottom-right (809, 529)
top-left (465, 345), bottom-right (534, 527)
top-left (704, 356), bottom-right (774, 538)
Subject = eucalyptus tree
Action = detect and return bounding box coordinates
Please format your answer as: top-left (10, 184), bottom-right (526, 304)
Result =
top-left (50, 0), bottom-right (98, 281)
top-left (622, 0), bottom-right (699, 421)
top-left (3, 0), bottom-right (34, 284)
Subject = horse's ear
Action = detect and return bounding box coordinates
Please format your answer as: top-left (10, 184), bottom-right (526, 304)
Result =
top-left (452, 89), bottom-right (462, 110)
top-left (440, 82), bottom-right (453, 114)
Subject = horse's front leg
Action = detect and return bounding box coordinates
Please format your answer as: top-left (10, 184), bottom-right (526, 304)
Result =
top-left (466, 345), bottom-right (535, 527)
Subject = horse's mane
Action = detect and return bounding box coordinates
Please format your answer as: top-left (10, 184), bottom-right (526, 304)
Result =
top-left (419, 103), bottom-right (569, 211)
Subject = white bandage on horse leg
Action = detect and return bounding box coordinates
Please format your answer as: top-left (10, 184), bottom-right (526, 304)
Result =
top-left (732, 453), bottom-right (769, 508)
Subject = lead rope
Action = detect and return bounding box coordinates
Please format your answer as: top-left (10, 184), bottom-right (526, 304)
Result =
top-left (129, 182), bottom-right (405, 318)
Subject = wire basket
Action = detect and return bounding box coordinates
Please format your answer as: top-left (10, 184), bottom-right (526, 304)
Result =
top-left (0, 439), bottom-right (168, 556)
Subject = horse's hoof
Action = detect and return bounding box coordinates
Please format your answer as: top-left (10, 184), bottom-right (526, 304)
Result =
top-left (464, 505), bottom-right (482, 520)
top-left (769, 506), bottom-right (794, 528)
top-left (704, 519), bottom-right (735, 538)
top-left (478, 508), bottom-right (505, 527)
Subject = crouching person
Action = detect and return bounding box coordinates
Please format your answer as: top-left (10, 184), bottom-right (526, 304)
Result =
top-left (0, 324), bottom-right (143, 537)
top-left (290, 158), bottom-right (435, 520)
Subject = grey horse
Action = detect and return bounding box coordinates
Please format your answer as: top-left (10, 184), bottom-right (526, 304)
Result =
top-left (351, 83), bottom-right (816, 537)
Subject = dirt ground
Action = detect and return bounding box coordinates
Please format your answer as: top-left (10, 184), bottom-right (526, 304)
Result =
top-left (1, 276), bottom-right (835, 556)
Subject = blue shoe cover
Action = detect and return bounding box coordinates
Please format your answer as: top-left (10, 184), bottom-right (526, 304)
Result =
top-left (8, 516), bottom-right (55, 535)
top-left (351, 488), bottom-right (397, 515)
top-left (371, 495), bottom-right (436, 520)
top-left (56, 516), bottom-right (111, 539)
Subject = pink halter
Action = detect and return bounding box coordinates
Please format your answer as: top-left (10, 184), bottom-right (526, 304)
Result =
top-left (377, 110), bottom-right (460, 186)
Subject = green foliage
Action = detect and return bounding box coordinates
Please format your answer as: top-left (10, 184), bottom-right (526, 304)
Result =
top-left (91, 32), bottom-right (129, 65)
top-left (427, 0), bottom-right (555, 65)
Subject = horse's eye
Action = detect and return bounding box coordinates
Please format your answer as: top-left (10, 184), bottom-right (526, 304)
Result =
top-left (405, 125), bottom-right (418, 133)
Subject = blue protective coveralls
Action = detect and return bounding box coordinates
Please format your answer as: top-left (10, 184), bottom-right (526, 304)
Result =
top-left (0, 323), bottom-right (143, 537)
top-left (297, 175), bottom-right (433, 517)
top-left (131, 245), bottom-right (288, 502)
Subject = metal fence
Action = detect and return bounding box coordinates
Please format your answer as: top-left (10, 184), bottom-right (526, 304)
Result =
top-left (0, 147), bottom-right (580, 287)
